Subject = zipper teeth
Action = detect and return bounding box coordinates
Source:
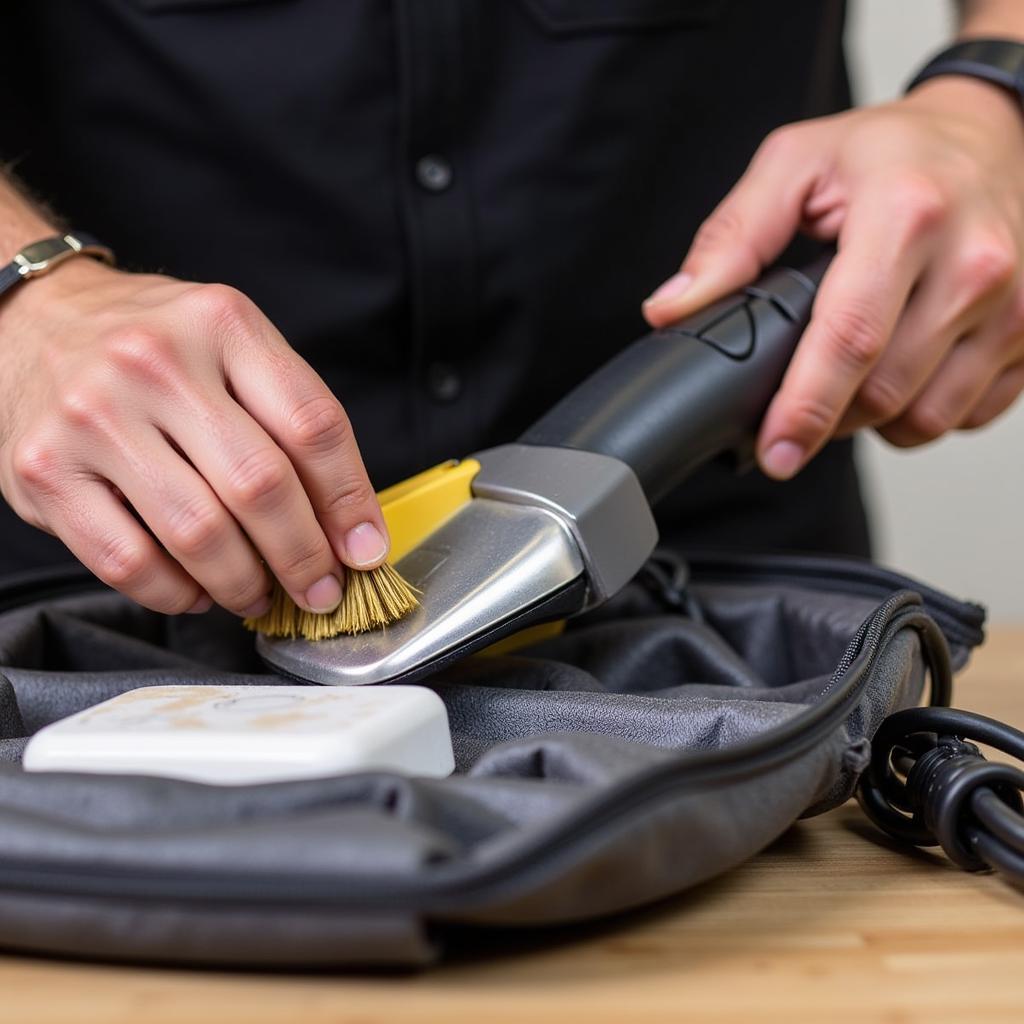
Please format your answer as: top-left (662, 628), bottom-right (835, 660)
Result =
top-left (0, 573), bottom-right (100, 613)
top-left (686, 555), bottom-right (984, 646)
top-left (818, 591), bottom-right (904, 699)
top-left (0, 595), bottom-right (938, 911)
top-left (687, 552), bottom-right (985, 617)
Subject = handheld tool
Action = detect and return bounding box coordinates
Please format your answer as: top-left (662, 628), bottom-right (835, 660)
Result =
top-left (258, 257), bottom-right (829, 685)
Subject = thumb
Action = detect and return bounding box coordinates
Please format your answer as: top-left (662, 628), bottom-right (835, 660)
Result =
top-left (643, 125), bottom-right (824, 328)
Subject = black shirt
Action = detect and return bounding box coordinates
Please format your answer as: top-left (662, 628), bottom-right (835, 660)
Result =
top-left (0, 0), bottom-right (868, 573)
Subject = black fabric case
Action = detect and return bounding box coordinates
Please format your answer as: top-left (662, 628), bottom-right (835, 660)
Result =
top-left (0, 552), bottom-right (985, 967)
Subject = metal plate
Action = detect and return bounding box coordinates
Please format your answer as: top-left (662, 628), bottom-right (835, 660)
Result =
top-left (257, 498), bottom-right (585, 686)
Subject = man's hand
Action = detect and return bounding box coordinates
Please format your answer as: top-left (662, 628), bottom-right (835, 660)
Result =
top-left (642, 77), bottom-right (1024, 479)
top-left (0, 259), bottom-right (390, 617)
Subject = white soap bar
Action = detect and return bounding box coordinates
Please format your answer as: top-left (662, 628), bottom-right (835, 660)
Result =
top-left (23, 684), bottom-right (455, 785)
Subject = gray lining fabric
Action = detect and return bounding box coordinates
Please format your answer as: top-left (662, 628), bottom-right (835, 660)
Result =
top-left (0, 560), bottom-right (983, 966)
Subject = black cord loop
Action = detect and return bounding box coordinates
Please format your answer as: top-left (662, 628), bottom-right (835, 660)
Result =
top-left (859, 706), bottom-right (1024, 884)
top-left (638, 550), bottom-right (706, 623)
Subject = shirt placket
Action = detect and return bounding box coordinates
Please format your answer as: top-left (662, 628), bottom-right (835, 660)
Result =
top-left (394, 0), bottom-right (479, 467)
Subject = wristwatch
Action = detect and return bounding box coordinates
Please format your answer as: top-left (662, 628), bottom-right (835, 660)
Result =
top-left (906, 38), bottom-right (1024, 112)
top-left (0, 232), bottom-right (115, 301)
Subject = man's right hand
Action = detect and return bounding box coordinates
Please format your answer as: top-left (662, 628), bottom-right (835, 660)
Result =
top-left (0, 258), bottom-right (390, 618)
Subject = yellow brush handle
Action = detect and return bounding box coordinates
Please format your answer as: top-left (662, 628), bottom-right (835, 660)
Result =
top-left (377, 458), bottom-right (566, 653)
top-left (378, 459), bottom-right (480, 561)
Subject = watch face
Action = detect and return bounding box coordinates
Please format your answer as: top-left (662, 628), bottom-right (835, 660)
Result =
top-left (16, 236), bottom-right (74, 275)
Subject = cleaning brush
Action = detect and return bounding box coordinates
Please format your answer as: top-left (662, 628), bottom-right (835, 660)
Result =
top-left (244, 562), bottom-right (420, 641)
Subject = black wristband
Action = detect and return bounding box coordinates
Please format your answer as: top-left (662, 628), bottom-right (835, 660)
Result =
top-left (906, 38), bottom-right (1024, 113)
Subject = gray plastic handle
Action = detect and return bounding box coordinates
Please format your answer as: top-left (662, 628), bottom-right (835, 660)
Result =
top-left (519, 256), bottom-right (830, 506)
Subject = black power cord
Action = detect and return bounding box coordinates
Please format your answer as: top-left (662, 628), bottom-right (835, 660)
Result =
top-left (638, 549), bottom-right (707, 623)
top-left (858, 706), bottom-right (1024, 885)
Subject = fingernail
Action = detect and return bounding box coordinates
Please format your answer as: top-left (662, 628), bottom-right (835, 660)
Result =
top-left (762, 440), bottom-right (806, 480)
top-left (241, 596), bottom-right (271, 619)
top-left (186, 594), bottom-right (213, 615)
top-left (643, 271), bottom-right (694, 308)
top-left (304, 573), bottom-right (343, 613)
top-left (344, 522), bottom-right (388, 568)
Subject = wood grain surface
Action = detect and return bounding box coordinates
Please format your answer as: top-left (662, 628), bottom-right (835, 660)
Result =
top-left (4, 629), bottom-right (1024, 1024)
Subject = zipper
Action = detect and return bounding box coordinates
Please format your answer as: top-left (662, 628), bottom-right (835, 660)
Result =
top-left (0, 589), bottom-right (951, 914)
top-left (683, 550), bottom-right (985, 649)
top-left (0, 563), bottom-right (102, 614)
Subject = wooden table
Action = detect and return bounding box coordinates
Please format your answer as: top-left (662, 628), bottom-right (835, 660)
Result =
top-left (5, 630), bottom-right (1024, 1024)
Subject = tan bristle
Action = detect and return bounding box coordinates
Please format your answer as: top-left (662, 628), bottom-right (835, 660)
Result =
top-left (243, 563), bottom-right (420, 640)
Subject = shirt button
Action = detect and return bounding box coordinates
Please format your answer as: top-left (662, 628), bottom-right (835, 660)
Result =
top-left (415, 154), bottom-right (453, 193)
top-left (426, 362), bottom-right (462, 402)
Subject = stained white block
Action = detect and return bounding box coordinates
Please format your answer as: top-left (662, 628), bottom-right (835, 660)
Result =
top-left (23, 684), bottom-right (455, 784)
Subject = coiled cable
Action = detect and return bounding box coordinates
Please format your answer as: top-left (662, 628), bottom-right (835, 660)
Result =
top-left (859, 706), bottom-right (1024, 885)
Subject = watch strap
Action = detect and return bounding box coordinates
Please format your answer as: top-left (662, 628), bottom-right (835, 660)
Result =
top-left (906, 38), bottom-right (1024, 110)
top-left (0, 260), bottom-right (21, 296)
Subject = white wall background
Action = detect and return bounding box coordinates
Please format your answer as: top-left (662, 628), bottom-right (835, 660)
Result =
top-left (847, 0), bottom-right (1024, 622)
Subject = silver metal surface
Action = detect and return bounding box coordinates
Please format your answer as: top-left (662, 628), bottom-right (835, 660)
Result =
top-left (471, 444), bottom-right (658, 606)
top-left (257, 497), bottom-right (584, 686)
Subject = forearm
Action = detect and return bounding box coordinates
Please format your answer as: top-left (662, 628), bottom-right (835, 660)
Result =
top-left (957, 0), bottom-right (1024, 39)
top-left (0, 171), bottom-right (59, 266)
